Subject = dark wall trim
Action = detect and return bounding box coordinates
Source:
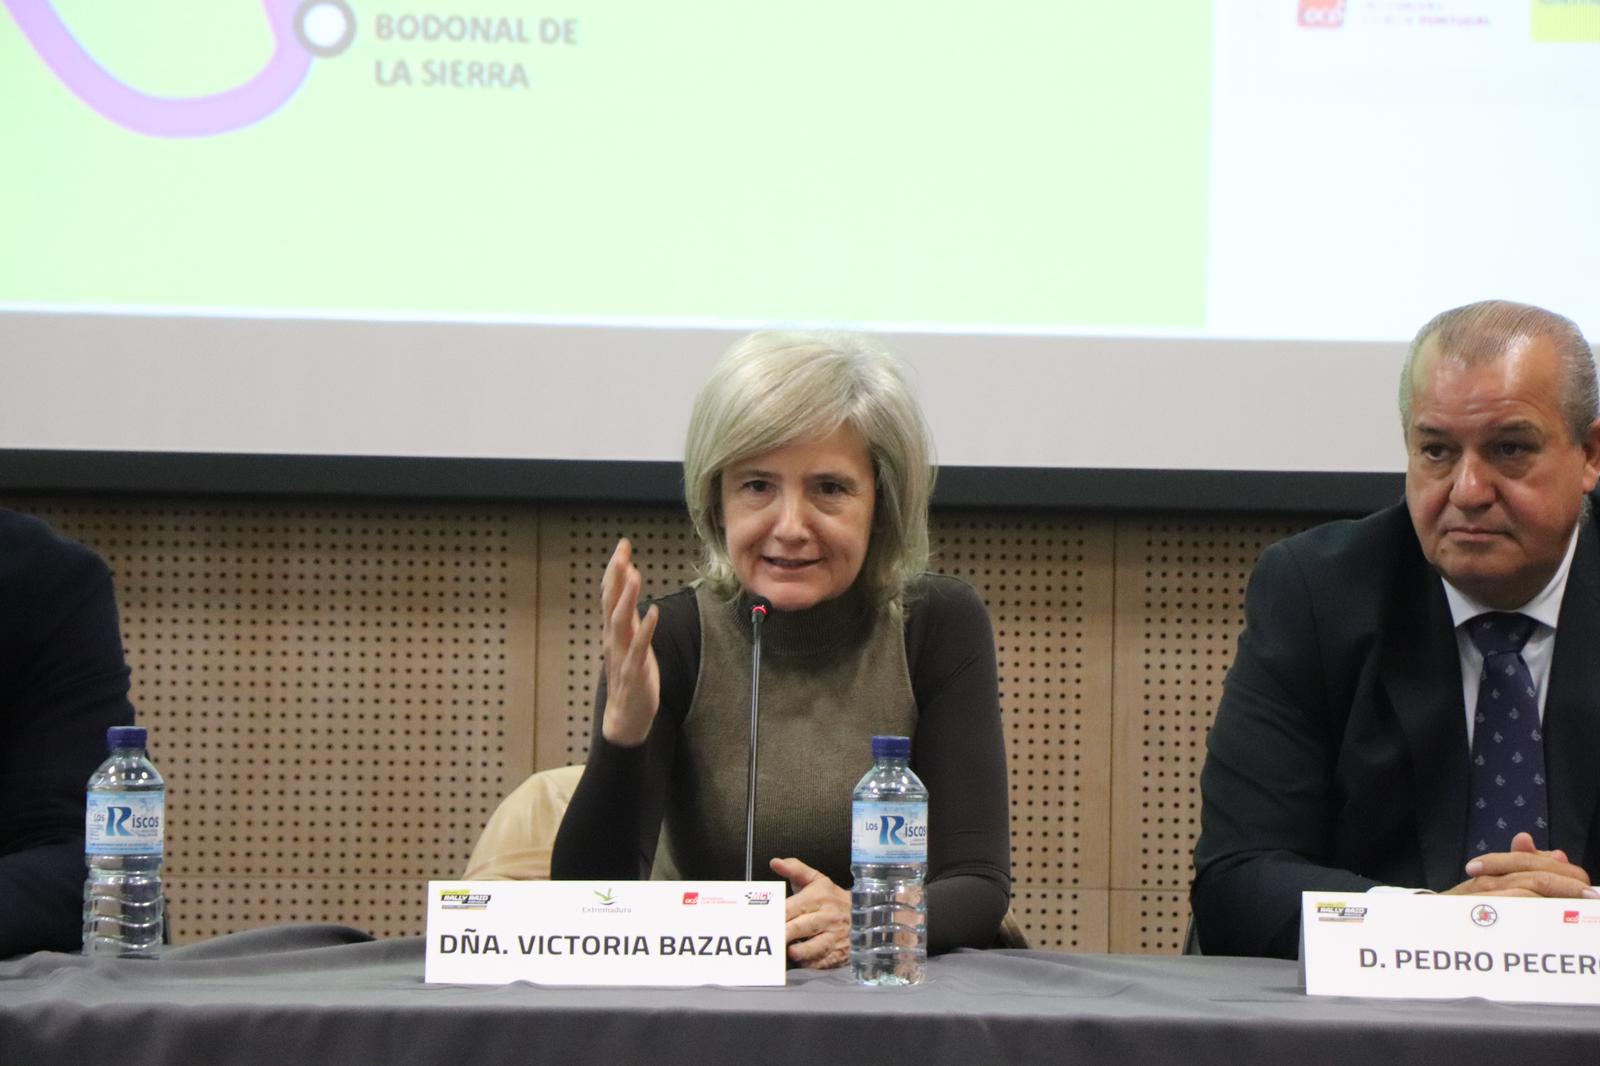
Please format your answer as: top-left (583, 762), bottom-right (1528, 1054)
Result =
top-left (0, 449), bottom-right (1404, 516)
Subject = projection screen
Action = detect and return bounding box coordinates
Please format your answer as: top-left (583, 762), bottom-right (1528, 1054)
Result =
top-left (3, 2), bottom-right (1596, 505)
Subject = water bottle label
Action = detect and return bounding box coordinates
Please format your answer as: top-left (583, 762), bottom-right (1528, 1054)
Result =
top-left (850, 801), bottom-right (928, 864)
top-left (85, 792), bottom-right (165, 856)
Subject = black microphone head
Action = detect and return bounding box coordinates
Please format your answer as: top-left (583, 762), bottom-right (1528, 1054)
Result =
top-left (749, 595), bottom-right (772, 620)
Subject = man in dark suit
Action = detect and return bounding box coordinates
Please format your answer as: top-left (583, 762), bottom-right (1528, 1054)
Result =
top-left (0, 510), bottom-right (136, 956)
top-left (1193, 300), bottom-right (1600, 959)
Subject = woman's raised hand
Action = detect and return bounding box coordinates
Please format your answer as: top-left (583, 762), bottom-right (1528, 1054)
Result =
top-left (599, 538), bottom-right (661, 747)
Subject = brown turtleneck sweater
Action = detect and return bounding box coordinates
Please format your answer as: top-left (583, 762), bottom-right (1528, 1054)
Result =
top-left (552, 573), bottom-right (1011, 954)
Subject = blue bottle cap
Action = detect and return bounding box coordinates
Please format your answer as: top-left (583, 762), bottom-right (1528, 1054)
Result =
top-left (107, 725), bottom-right (147, 750)
top-left (871, 735), bottom-right (911, 760)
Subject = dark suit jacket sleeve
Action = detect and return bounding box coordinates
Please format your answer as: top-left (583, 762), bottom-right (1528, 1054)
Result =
top-left (0, 519), bottom-right (135, 957)
top-left (1191, 539), bottom-right (1379, 959)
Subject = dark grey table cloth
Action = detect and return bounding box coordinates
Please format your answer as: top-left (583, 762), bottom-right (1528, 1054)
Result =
top-left (3, 924), bottom-right (1598, 1065)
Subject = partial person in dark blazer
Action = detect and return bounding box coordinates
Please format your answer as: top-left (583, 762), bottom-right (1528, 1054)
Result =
top-left (0, 510), bottom-right (135, 956)
top-left (1194, 300), bottom-right (1600, 959)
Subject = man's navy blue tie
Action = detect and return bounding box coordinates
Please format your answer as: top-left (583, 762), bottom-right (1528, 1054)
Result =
top-left (1464, 611), bottom-right (1548, 860)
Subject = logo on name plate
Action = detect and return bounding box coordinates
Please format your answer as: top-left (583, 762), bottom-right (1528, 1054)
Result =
top-left (682, 892), bottom-right (699, 905)
top-left (439, 890), bottom-right (492, 909)
top-left (1470, 904), bottom-right (1499, 927)
top-left (582, 887), bottom-right (633, 914)
top-left (1314, 901), bottom-right (1367, 923)
top-left (745, 890), bottom-right (774, 905)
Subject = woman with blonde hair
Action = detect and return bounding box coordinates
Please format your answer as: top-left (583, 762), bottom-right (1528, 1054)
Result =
top-left (552, 331), bottom-right (1010, 968)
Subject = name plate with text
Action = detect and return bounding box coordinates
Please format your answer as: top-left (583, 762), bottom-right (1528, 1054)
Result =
top-left (1302, 891), bottom-right (1600, 1005)
top-left (424, 880), bottom-right (787, 987)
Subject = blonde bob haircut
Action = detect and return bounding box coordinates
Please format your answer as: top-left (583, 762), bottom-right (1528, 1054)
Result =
top-left (683, 331), bottom-right (935, 611)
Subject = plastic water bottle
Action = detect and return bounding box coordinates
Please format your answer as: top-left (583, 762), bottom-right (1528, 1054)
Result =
top-left (850, 734), bottom-right (928, 985)
top-left (83, 725), bottom-right (165, 957)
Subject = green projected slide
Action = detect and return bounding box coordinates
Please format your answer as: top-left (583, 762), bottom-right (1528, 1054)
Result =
top-left (0, 1), bottom-right (1212, 328)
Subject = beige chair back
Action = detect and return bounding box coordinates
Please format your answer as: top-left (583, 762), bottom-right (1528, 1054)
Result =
top-left (463, 765), bottom-right (586, 880)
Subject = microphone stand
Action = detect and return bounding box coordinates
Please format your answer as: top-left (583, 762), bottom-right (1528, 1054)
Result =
top-left (744, 597), bottom-right (769, 881)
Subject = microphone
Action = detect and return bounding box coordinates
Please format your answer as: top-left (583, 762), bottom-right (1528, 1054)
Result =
top-left (744, 595), bottom-right (770, 881)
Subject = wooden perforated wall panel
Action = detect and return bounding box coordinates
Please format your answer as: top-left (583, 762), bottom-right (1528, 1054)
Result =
top-left (3, 492), bottom-right (1323, 952)
top-left (930, 514), bottom-right (1114, 952)
top-left (4, 498), bottom-right (538, 942)
top-left (1109, 515), bottom-right (1318, 953)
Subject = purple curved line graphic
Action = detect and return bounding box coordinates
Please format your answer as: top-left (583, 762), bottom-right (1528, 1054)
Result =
top-left (3, 0), bottom-right (313, 137)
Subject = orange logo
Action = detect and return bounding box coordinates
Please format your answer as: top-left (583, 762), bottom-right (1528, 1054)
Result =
top-left (1298, 0), bottom-right (1347, 28)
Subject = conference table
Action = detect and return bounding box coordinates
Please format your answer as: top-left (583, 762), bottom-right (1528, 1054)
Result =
top-left (4, 925), bottom-right (1599, 1065)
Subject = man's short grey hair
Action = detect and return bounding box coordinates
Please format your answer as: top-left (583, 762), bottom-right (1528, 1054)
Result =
top-left (1400, 299), bottom-right (1598, 443)
top-left (683, 331), bottom-right (934, 611)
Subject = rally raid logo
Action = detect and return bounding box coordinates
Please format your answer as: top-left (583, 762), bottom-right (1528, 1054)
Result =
top-left (1471, 904), bottom-right (1498, 927)
top-left (1314, 901), bottom-right (1367, 923)
top-left (745, 890), bottom-right (774, 905)
top-left (439, 891), bottom-right (491, 909)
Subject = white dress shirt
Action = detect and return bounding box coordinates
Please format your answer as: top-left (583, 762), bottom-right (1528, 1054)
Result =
top-left (1439, 525), bottom-right (1580, 746)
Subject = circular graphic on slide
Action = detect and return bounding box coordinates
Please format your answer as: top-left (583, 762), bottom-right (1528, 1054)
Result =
top-left (5, 0), bottom-right (329, 136)
top-left (296, 0), bottom-right (355, 58)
